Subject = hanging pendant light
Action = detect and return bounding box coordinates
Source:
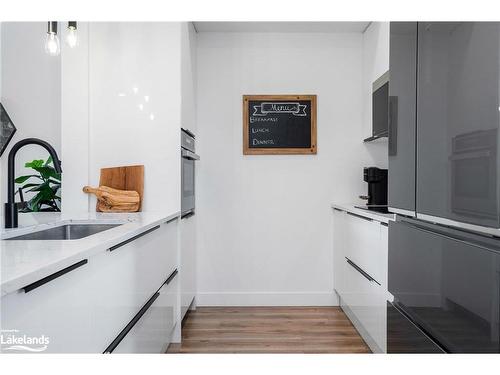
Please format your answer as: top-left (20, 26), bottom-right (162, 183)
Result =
top-left (66, 21), bottom-right (78, 48)
top-left (45, 21), bottom-right (60, 56)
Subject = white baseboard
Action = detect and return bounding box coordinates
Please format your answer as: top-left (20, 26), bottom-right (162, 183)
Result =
top-left (196, 291), bottom-right (338, 306)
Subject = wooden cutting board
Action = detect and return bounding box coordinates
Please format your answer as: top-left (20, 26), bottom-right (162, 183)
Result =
top-left (96, 165), bottom-right (144, 212)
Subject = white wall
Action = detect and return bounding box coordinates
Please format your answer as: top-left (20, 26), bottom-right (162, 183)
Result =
top-left (86, 22), bottom-right (181, 214)
top-left (362, 22), bottom-right (389, 168)
top-left (1, 22), bottom-right (61, 224)
top-left (196, 32), bottom-right (374, 306)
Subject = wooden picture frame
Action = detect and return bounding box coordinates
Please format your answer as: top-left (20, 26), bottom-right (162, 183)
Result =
top-left (243, 95), bottom-right (317, 155)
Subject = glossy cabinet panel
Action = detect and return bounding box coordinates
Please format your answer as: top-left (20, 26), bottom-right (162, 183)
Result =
top-left (388, 22), bottom-right (417, 212)
top-left (88, 23), bottom-right (181, 214)
top-left (344, 213), bottom-right (384, 284)
top-left (379, 225), bottom-right (388, 288)
top-left (389, 219), bottom-right (500, 352)
top-left (180, 214), bottom-right (196, 319)
top-left (112, 274), bottom-right (178, 353)
top-left (343, 257), bottom-right (386, 352)
top-left (333, 209), bottom-right (347, 296)
top-left (417, 22), bottom-right (500, 227)
top-left (88, 222), bottom-right (178, 351)
top-left (333, 209), bottom-right (389, 352)
top-left (387, 302), bottom-right (444, 353)
top-left (1, 260), bottom-right (94, 353)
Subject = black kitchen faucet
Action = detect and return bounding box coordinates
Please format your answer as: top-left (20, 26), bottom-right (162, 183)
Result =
top-left (4, 138), bottom-right (62, 228)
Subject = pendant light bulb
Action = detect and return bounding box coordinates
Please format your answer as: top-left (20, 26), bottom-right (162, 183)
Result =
top-left (45, 22), bottom-right (60, 56)
top-left (66, 21), bottom-right (78, 48)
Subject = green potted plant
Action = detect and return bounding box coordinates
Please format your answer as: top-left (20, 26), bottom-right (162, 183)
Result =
top-left (15, 156), bottom-right (61, 212)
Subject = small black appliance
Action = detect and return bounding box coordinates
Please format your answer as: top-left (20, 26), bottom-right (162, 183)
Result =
top-left (359, 167), bottom-right (388, 213)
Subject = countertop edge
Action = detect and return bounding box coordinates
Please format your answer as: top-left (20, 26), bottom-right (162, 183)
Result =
top-left (1, 211), bottom-right (180, 297)
top-left (331, 203), bottom-right (395, 224)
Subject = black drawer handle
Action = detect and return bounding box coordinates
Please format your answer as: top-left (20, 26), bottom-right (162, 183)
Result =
top-left (103, 291), bottom-right (160, 353)
top-left (346, 211), bottom-right (373, 222)
top-left (164, 269), bottom-right (178, 286)
top-left (165, 216), bottom-right (178, 224)
top-left (109, 225), bottom-right (160, 252)
top-left (346, 257), bottom-right (380, 285)
top-left (23, 259), bottom-right (88, 293)
top-left (333, 207), bottom-right (343, 212)
top-left (181, 211), bottom-right (195, 219)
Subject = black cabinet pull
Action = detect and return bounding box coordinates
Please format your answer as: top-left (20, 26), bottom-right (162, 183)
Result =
top-left (165, 216), bottom-right (178, 224)
top-left (103, 291), bottom-right (160, 353)
top-left (346, 257), bottom-right (381, 285)
top-left (333, 207), bottom-right (343, 212)
top-left (346, 211), bottom-right (373, 222)
top-left (181, 211), bottom-right (195, 219)
top-left (108, 225), bottom-right (160, 252)
top-left (164, 269), bottom-right (178, 286)
top-left (23, 259), bottom-right (88, 293)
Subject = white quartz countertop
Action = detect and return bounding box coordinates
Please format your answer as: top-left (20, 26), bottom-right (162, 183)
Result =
top-left (331, 203), bottom-right (396, 224)
top-left (1, 211), bottom-right (179, 297)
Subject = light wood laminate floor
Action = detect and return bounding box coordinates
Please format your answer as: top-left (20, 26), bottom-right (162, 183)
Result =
top-left (167, 307), bottom-right (371, 354)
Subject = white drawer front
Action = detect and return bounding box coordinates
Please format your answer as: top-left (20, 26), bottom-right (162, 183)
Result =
top-left (1, 259), bottom-right (94, 353)
top-left (344, 213), bottom-right (383, 284)
top-left (379, 224), bottom-right (388, 289)
top-left (112, 270), bottom-right (178, 354)
top-left (343, 257), bottom-right (386, 353)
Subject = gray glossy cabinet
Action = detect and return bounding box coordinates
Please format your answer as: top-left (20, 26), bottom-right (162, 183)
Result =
top-left (417, 22), bottom-right (500, 228)
top-left (387, 302), bottom-right (444, 353)
top-left (389, 218), bottom-right (500, 352)
top-left (388, 22), bottom-right (417, 213)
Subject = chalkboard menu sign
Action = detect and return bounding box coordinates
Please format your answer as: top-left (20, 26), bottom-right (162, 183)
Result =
top-left (243, 95), bottom-right (317, 155)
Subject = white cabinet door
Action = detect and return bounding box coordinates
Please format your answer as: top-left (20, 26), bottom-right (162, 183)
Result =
top-left (333, 209), bottom-right (346, 297)
top-left (111, 270), bottom-right (179, 353)
top-left (180, 214), bottom-right (196, 319)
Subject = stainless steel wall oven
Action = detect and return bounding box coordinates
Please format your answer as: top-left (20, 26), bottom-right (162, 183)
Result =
top-left (181, 128), bottom-right (199, 217)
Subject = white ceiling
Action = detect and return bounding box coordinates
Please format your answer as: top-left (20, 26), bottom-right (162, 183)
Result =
top-left (193, 22), bottom-right (371, 34)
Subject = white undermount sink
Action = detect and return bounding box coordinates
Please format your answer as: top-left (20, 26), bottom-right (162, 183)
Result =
top-left (2, 220), bottom-right (128, 241)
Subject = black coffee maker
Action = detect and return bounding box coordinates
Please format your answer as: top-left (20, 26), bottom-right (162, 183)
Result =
top-left (359, 167), bottom-right (388, 213)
